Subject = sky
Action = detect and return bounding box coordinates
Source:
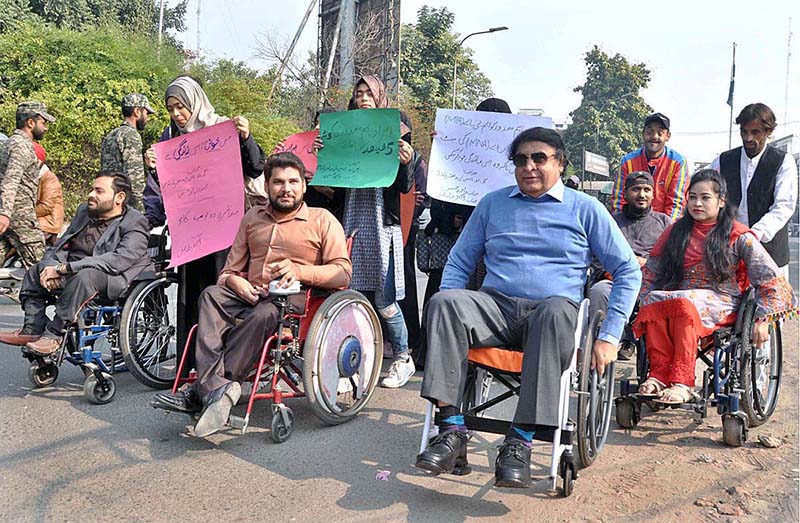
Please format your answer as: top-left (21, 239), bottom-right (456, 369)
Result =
top-left (175, 0), bottom-right (800, 164)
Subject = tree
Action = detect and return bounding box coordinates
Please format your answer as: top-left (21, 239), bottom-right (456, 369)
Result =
top-left (563, 46), bottom-right (652, 174)
top-left (400, 6), bottom-right (492, 112)
top-left (0, 23), bottom-right (298, 215)
top-left (399, 6), bottom-right (493, 159)
top-left (1, 0), bottom-right (187, 37)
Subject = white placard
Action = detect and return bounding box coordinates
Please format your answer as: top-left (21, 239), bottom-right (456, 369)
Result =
top-left (427, 109), bottom-right (554, 206)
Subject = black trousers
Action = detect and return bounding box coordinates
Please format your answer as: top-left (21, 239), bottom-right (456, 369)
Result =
top-left (20, 262), bottom-right (111, 336)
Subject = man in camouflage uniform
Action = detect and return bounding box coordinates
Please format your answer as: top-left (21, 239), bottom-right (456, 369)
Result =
top-left (0, 101), bottom-right (54, 268)
top-left (100, 93), bottom-right (154, 210)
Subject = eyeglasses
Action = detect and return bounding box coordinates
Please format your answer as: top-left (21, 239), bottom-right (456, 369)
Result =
top-left (512, 152), bottom-right (556, 167)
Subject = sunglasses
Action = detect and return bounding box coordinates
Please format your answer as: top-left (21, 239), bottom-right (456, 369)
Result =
top-left (512, 152), bottom-right (556, 167)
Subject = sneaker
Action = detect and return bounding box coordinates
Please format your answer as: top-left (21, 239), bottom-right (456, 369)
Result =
top-left (381, 357), bottom-right (415, 388)
top-left (617, 341), bottom-right (636, 361)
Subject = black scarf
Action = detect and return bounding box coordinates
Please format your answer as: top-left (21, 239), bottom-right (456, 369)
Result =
top-left (622, 203), bottom-right (651, 221)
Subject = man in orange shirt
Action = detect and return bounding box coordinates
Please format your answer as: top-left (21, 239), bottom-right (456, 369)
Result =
top-left (152, 152), bottom-right (352, 437)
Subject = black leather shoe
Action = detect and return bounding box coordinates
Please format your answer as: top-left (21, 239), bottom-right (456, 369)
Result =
top-left (494, 438), bottom-right (531, 488)
top-left (152, 387), bottom-right (202, 414)
top-left (415, 430), bottom-right (470, 475)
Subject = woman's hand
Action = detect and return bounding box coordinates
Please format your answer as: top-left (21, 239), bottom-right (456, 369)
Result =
top-left (753, 319), bottom-right (770, 346)
top-left (144, 146), bottom-right (157, 169)
top-left (232, 115), bottom-right (250, 140)
top-left (312, 136), bottom-right (324, 155)
top-left (398, 139), bottom-right (413, 165)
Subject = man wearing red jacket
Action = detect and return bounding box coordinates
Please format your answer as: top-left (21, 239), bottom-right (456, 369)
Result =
top-left (611, 113), bottom-right (689, 222)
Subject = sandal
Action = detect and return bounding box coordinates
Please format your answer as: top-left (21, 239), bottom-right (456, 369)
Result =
top-left (654, 383), bottom-right (698, 405)
top-left (637, 377), bottom-right (666, 398)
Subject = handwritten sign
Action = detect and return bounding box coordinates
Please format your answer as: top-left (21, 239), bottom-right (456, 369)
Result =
top-left (153, 120), bottom-right (244, 268)
top-left (427, 109), bottom-right (554, 206)
top-left (310, 108), bottom-right (400, 188)
top-left (272, 130), bottom-right (319, 175)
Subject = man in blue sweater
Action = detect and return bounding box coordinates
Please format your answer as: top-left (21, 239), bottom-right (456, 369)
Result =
top-left (416, 127), bottom-right (640, 488)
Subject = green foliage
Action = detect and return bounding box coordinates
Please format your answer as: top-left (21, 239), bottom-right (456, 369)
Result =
top-left (400, 6), bottom-right (493, 159)
top-left (0, 22), bottom-right (185, 213)
top-left (0, 0), bottom-right (38, 32)
top-left (188, 58), bottom-right (301, 153)
top-left (563, 46), bottom-right (652, 172)
top-left (0, 24), bottom-right (302, 216)
top-left (23, 0), bottom-right (187, 36)
top-left (400, 6), bottom-right (492, 112)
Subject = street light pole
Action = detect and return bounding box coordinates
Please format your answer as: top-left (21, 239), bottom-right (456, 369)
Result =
top-left (451, 26), bottom-right (508, 109)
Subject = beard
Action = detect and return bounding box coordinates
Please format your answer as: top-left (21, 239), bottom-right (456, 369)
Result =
top-left (135, 115), bottom-right (147, 131)
top-left (87, 197), bottom-right (114, 217)
top-left (32, 128), bottom-right (46, 140)
top-left (269, 194), bottom-right (303, 213)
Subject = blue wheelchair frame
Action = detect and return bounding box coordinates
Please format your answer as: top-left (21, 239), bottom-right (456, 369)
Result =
top-left (616, 288), bottom-right (782, 446)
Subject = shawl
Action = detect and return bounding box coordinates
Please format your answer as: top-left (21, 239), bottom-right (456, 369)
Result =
top-left (165, 76), bottom-right (228, 134)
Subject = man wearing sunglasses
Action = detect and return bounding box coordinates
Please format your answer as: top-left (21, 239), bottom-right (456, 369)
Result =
top-left (611, 113), bottom-right (689, 222)
top-left (416, 127), bottom-right (640, 488)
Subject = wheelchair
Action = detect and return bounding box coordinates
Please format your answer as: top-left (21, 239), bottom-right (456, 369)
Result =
top-left (0, 247), bottom-right (24, 302)
top-left (170, 285), bottom-right (384, 443)
top-left (21, 229), bottom-right (179, 403)
top-left (615, 288), bottom-right (783, 447)
top-left (418, 297), bottom-right (616, 497)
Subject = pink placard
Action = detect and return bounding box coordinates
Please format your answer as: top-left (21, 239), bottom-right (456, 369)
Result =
top-left (272, 130), bottom-right (319, 175)
top-left (153, 121), bottom-right (244, 268)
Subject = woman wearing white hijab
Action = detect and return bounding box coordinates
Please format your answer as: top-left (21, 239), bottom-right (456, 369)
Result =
top-left (142, 75), bottom-right (266, 352)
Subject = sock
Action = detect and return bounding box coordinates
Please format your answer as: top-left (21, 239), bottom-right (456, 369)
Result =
top-left (439, 405), bottom-right (466, 433)
top-left (506, 423), bottom-right (535, 447)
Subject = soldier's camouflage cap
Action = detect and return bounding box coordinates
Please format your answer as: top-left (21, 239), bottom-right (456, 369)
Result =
top-left (121, 93), bottom-right (155, 114)
top-left (17, 101), bottom-right (55, 122)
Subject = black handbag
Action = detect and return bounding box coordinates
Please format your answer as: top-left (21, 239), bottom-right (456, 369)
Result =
top-left (416, 233), bottom-right (457, 273)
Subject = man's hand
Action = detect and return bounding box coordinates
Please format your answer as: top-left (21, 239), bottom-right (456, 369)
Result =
top-left (398, 139), bottom-right (413, 165)
top-left (232, 115), bottom-right (250, 140)
top-left (592, 339), bottom-right (618, 375)
top-left (144, 146), bottom-right (157, 169)
top-left (39, 265), bottom-right (64, 292)
top-left (636, 256), bottom-right (647, 267)
top-left (0, 214), bottom-right (9, 235)
top-left (225, 275), bottom-right (260, 305)
top-left (753, 319), bottom-right (770, 345)
top-left (267, 259), bottom-right (300, 288)
top-left (414, 190), bottom-right (425, 206)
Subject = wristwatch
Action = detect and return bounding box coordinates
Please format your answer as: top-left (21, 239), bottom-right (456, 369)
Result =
top-left (55, 263), bottom-right (68, 276)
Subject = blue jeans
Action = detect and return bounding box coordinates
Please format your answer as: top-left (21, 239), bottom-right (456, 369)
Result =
top-left (374, 251), bottom-right (409, 358)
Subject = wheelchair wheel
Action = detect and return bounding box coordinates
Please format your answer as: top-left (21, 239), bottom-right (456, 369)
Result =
top-left (614, 397), bottom-right (640, 429)
top-left (120, 276), bottom-right (178, 389)
top-left (270, 406), bottom-right (295, 444)
top-left (722, 414), bottom-right (746, 447)
top-left (84, 372), bottom-right (116, 404)
top-left (28, 361), bottom-right (58, 388)
top-left (302, 290), bottom-right (383, 426)
top-left (577, 310), bottom-right (615, 469)
top-left (559, 457), bottom-right (576, 497)
top-left (741, 321), bottom-right (782, 427)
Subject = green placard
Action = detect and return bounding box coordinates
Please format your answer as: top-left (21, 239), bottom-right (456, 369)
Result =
top-left (310, 108), bottom-right (400, 188)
